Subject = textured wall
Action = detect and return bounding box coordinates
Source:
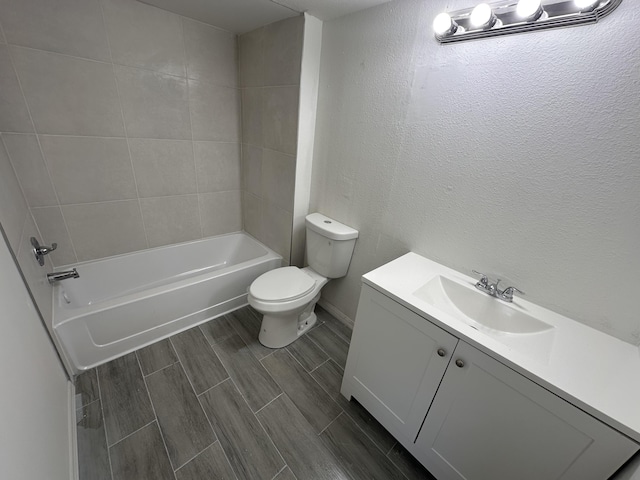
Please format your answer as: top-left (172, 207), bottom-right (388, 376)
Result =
top-left (311, 0), bottom-right (640, 344)
top-left (239, 16), bottom-right (303, 263)
top-left (0, 0), bottom-right (242, 266)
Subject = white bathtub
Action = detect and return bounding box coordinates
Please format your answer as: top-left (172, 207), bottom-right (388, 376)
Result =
top-left (53, 232), bottom-right (281, 372)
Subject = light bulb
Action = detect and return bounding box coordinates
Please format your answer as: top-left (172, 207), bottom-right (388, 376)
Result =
top-left (470, 3), bottom-right (497, 29)
top-left (433, 12), bottom-right (459, 37)
top-left (516, 0), bottom-right (544, 21)
top-left (574, 0), bottom-right (600, 11)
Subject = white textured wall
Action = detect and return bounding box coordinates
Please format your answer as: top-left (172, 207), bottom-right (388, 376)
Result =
top-left (311, 0), bottom-right (640, 344)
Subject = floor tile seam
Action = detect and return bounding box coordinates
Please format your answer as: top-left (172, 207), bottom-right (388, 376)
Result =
top-left (106, 418), bottom-right (157, 449)
top-left (309, 356), bottom-right (331, 374)
top-left (168, 334), bottom-right (230, 396)
top-left (341, 406), bottom-right (395, 457)
top-left (76, 397), bottom-right (100, 412)
top-left (142, 359), bottom-right (181, 378)
top-left (228, 377), bottom-right (289, 472)
top-left (322, 320), bottom-right (353, 346)
top-left (270, 465), bottom-right (288, 480)
top-left (94, 373), bottom-right (115, 480)
top-left (134, 353), bottom-right (179, 479)
top-left (386, 441), bottom-right (398, 456)
top-left (194, 374), bottom-right (232, 398)
top-left (317, 410), bottom-right (344, 436)
top-left (285, 344), bottom-right (316, 373)
top-left (253, 392), bottom-right (284, 415)
top-left (172, 439), bottom-right (217, 472)
top-left (386, 453), bottom-right (414, 480)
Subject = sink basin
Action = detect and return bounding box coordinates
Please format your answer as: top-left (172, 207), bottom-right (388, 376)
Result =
top-left (413, 276), bottom-right (554, 335)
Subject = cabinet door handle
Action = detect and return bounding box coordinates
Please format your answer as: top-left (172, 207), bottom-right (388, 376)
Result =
top-left (437, 348), bottom-right (446, 357)
top-left (455, 359), bottom-right (465, 368)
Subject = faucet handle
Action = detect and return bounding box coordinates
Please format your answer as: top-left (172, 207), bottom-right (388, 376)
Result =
top-left (472, 270), bottom-right (489, 286)
top-left (499, 286), bottom-right (524, 302)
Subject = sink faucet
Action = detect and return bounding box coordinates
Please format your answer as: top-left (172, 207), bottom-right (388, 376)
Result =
top-left (472, 270), bottom-right (523, 303)
top-left (47, 268), bottom-right (79, 285)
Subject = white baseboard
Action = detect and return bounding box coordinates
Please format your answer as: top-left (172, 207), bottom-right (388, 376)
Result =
top-left (68, 380), bottom-right (79, 480)
top-left (318, 297), bottom-right (354, 328)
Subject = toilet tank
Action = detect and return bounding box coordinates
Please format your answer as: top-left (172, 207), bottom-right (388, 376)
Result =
top-left (305, 213), bottom-right (359, 279)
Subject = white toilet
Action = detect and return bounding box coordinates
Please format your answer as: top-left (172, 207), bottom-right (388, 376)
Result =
top-left (248, 213), bottom-right (359, 348)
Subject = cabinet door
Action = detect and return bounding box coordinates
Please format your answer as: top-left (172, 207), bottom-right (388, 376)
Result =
top-left (341, 284), bottom-right (459, 443)
top-left (413, 341), bottom-right (639, 480)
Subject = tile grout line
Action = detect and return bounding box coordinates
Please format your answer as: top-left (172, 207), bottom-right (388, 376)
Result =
top-left (98, 0), bottom-right (150, 250)
top-left (180, 17), bottom-right (205, 241)
top-left (133, 351), bottom-right (179, 479)
top-left (309, 357), bottom-right (331, 373)
top-left (141, 359), bottom-right (181, 378)
top-left (95, 369), bottom-right (115, 480)
top-left (3, 48), bottom-right (80, 264)
top-left (270, 465), bottom-right (288, 480)
top-left (253, 392), bottom-right (284, 415)
top-left (172, 439), bottom-right (216, 472)
top-left (317, 410), bottom-right (344, 436)
top-left (386, 441), bottom-right (398, 456)
top-left (228, 377), bottom-right (289, 474)
top-left (107, 418), bottom-right (156, 449)
top-left (3, 131), bottom-right (239, 143)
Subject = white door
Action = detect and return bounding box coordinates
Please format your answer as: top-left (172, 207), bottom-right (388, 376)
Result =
top-left (0, 231), bottom-right (73, 479)
top-left (414, 341), bottom-right (639, 480)
top-left (341, 284), bottom-right (458, 443)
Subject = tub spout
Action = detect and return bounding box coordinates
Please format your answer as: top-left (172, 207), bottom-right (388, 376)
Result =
top-left (47, 268), bottom-right (79, 285)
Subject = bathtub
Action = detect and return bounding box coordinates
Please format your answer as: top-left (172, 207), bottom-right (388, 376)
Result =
top-left (52, 232), bottom-right (281, 372)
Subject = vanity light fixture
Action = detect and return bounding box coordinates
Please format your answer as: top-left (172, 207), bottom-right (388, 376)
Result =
top-left (516, 0), bottom-right (545, 21)
top-left (433, 12), bottom-right (462, 37)
top-left (433, 0), bottom-right (622, 43)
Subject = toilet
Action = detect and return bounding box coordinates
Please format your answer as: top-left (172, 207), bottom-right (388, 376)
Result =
top-left (248, 213), bottom-right (359, 348)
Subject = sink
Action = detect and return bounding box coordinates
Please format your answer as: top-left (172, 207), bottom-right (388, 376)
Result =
top-left (413, 276), bottom-right (554, 335)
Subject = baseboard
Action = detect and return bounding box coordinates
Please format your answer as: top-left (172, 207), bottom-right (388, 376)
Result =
top-left (68, 380), bottom-right (79, 480)
top-left (318, 297), bottom-right (354, 328)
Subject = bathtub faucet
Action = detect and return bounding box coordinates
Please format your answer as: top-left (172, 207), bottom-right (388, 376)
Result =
top-left (47, 268), bottom-right (80, 285)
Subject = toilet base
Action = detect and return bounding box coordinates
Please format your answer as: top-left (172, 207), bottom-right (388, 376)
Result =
top-left (258, 297), bottom-right (319, 348)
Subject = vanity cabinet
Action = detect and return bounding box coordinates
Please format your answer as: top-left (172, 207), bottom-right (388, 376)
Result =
top-left (342, 284), bottom-right (639, 480)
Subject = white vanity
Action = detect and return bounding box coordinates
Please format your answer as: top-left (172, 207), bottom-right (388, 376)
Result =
top-left (341, 253), bottom-right (640, 480)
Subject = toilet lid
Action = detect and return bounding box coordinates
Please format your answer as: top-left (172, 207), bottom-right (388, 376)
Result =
top-left (250, 267), bottom-right (316, 302)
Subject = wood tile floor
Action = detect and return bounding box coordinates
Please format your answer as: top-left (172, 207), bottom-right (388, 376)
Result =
top-left (75, 305), bottom-right (436, 480)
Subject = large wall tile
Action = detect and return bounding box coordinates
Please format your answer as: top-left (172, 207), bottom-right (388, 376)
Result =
top-left (242, 144), bottom-right (262, 196)
top-left (2, 133), bottom-right (57, 207)
top-left (0, 138), bottom-right (28, 252)
top-left (140, 195), bottom-right (201, 248)
top-left (239, 28), bottom-right (264, 88)
top-left (199, 191), bottom-right (242, 238)
top-left (115, 65), bottom-right (190, 140)
top-left (10, 46), bottom-right (124, 136)
top-left (243, 192), bottom-right (262, 240)
top-left (30, 206), bottom-right (77, 266)
top-left (262, 149), bottom-right (295, 213)
top-left (263, 16), bottom-right (303, 87)
top-left (63, 200), bottom-right (147, 261)
top-left (101, 0), bottom-right (185, 77)
top-left (183, 18), bottom-right (236, 87)
top-left (129, 138), bottom-right (196, 197)
top-left (261, 202), bottom-right (292, 260)
top-left (194, 142), bottom-right (241, 193)
top-left (241, 88), bottom-right (263, 146)
top-left (262, 86), bottom-right (299, 155)
top-left (0, 0), bottom-right (110, 61)
top-left (39, 136), bottom-right (136, 204)
top-left (0, 45), bottom-right (33, 133)
top-left (189, 79), bottom-right (240, 142)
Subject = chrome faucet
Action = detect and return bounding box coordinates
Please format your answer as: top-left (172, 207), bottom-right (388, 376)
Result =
top-left (47, 268), bottom-right (79, 285)
top-left (472, 270), bottom-right (523, 303)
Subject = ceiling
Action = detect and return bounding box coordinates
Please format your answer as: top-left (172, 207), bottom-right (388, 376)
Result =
top-left (138, 0), bottom-right (393, 34)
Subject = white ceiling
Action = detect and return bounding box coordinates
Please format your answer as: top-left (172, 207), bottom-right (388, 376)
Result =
top-left (138, 0), bottom-right (393, 34)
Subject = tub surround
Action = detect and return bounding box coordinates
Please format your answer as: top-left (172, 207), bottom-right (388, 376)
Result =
top-left (0, 0), bottom-right (242, 267)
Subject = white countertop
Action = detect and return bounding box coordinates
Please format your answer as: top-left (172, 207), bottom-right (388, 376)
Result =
top-left (362, 252), bottom-right (640, 443)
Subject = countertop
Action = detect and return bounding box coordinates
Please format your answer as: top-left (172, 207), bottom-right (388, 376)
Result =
top-left (362, 252), bottom-right (640, 443)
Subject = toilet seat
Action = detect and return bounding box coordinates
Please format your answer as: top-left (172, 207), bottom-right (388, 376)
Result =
top-left (249, 267), bottom-right (316, 303)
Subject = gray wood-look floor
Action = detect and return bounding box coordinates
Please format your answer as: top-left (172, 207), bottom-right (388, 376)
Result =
top-left (75, 305), bottom-right (436, 480)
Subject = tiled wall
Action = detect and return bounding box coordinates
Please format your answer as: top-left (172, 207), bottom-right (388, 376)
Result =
top-left (0, 0), bottom-right (242, 266)
top-left (239, 16), bottom-right (303, 264)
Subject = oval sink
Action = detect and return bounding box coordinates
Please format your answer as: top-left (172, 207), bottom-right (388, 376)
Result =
top-left (413, 276), bottom-right (554, 335)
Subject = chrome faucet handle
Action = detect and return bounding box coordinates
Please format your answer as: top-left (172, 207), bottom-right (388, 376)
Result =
top-left (472, 270), bottom-right (489, 286)
top-left (498, 286), bottom-right (524, 302)
top-left (30, 237), bottom-right (58, 266)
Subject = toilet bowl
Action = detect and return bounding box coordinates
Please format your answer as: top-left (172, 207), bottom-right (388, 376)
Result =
top-left (248, 213), bottom-right (358, 348)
